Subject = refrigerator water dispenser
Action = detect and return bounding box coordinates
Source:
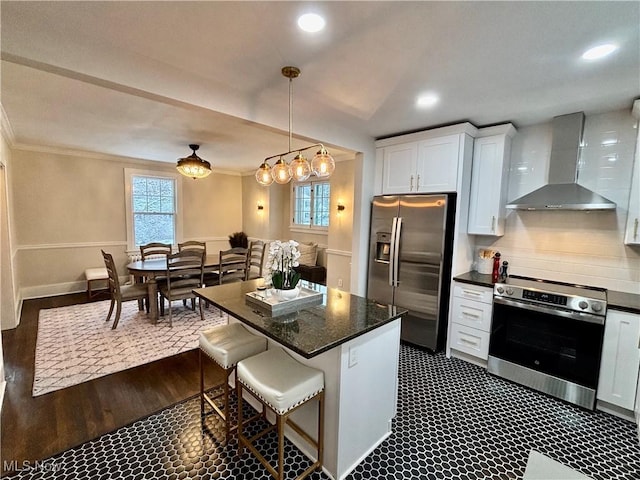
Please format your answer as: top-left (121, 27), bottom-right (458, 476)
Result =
top-left (375, 232), bottom-right (392, 263)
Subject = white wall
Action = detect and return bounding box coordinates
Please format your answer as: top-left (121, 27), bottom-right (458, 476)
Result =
top-left (475, 109), bottom-right (639, 293)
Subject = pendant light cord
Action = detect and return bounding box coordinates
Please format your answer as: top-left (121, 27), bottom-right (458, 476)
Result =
top-left (288, 76), bottom-right (293, 153)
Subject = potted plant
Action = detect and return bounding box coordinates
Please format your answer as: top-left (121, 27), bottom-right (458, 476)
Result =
top-left (228, 231), bottom-right (248, 248)
top-left (265, 240), bottom-right (302, 299)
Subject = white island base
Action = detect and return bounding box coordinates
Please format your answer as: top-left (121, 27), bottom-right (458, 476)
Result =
top-left (230, 317), bottom-right (402, 480)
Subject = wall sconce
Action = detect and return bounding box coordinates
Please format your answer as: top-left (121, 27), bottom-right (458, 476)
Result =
top-left (337, 203), bottom-right (345, 212)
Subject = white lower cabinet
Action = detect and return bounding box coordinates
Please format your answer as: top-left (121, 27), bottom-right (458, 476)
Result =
top-left (597, 309), bottom-right (640, 412)
top-left (448, 281), bottom-right (493, 366)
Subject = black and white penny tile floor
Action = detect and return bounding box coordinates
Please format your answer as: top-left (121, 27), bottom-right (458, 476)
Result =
top-left (5, 344), bottom-right (640, 479)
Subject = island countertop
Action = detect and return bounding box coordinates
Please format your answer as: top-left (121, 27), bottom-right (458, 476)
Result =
top-left (194, 280), bottom-right (406, 359)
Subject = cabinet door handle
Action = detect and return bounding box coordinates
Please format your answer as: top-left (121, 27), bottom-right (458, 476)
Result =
top-left (491, 216), bottom-right (496, 232)
top-left (410, 175), bottom-right (414, 191)
top-left (634, 218), bottom-right (638, 240)
top-left (460, 336), bottom-right (478, 346)
top-left (462, 311), bottom-right (481, 319)
top-left (417, 174), bottom-right (421, 190)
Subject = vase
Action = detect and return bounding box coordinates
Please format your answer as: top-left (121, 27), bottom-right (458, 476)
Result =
top-left (276, 286), bottom-right (300, 301)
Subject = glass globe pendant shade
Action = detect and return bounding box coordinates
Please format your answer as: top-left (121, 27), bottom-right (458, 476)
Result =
top-left (255, 161), bottom-right (274, 186)
top-left (311, 146), bottom-right (335, 178)
top-left (290, 153), bottom-right (311, 182)
top-left (272, 157), bottom-right (292, 184)
top-left (176, 145), bottom-right (212, 180)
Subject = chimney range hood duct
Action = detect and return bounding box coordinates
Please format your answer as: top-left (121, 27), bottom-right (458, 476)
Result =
top-left (506, 112), bottom-right (616, 211)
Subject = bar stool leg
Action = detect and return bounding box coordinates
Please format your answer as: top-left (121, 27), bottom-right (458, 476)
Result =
top-left (199, 349), bottom-right (205, 416)
top-left (318, 391), bottom-right (324, 471)
top-left (237, 382), bottom-right (244, 457)
top-left (277, 414), bottom-right (285, 480)
top-left (223, 368), bottom-right (231, 444)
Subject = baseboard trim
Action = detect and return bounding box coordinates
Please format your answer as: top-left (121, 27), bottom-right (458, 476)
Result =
top-left (20, 276), bottom-right (128, 300)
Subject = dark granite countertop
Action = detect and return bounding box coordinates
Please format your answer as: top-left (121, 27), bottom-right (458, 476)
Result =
top-left (453, 271), bottom-right (640, 315)
top-left (194, 279), bottom-right (406, 359)
top-left (453, 271), bottom-right (494, 288)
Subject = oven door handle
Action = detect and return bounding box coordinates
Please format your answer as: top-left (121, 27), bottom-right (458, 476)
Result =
top-left (493, 296), bottom-right (605, 325)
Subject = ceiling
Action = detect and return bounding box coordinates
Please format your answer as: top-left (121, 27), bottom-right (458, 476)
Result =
top-left (1, 1), bottom-right (639, 174)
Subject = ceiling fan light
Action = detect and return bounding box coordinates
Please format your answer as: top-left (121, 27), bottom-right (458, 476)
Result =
top-left (272, 157), bottom-right (292, 184)
top-left (312, 147), bottom-right (335, 178)
top-left (255, 161), bottom-right (274, 186)
top-left (290, 153), bottom-right (311, 182)
top-left (176, 144), bottom-right (212, 179)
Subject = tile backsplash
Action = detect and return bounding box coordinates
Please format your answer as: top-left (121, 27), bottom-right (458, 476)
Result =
top-left (475, 108), bottom-right (640, 293)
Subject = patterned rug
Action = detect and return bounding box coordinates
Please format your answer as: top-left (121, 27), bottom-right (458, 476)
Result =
top-left (33, 300), bottom-right (227, 396)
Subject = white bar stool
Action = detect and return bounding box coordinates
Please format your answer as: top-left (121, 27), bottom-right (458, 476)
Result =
top-left (236, 347), bottom-right (325, 480)
top-left (199, 323), bottom-right (267, 443)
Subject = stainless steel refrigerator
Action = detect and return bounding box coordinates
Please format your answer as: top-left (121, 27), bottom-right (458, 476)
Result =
top-left (367, 194), bottom-right (455, 351)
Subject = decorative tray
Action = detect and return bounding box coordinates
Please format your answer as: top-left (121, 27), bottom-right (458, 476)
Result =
top-left (245, 287), bottom-right (323, 316)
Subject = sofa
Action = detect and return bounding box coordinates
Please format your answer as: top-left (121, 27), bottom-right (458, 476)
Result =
top-left (294, 242), bottom-right (326, 285)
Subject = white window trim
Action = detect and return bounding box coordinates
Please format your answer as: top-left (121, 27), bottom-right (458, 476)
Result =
top-left (289, 180), bottom-right (330, 232)
top-left (124, 168), bottom-right (183, 252)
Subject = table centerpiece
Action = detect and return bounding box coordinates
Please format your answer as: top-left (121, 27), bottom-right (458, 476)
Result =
top-left (265, 239), bottom-right (302, 299)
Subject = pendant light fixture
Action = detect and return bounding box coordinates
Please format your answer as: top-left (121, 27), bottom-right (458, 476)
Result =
top-left (176, 144), bottom-right (212, 179)
top-left (255, 66), bottom-right (335, 186)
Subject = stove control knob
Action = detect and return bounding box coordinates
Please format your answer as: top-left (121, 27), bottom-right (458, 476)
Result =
top-left (506, 288), bottom-right (514, 296)
top-left (578, 300), bottom-right (588, 310)
top-left (496, 286), bottom-right (504, 294)
top-left (592, 302), bottom-right (603, 312)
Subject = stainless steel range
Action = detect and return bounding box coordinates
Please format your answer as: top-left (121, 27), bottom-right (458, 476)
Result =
top-left (488, 275), bottom-right (607, 410)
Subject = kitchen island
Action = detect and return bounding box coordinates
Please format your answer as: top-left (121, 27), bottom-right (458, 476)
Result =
top-left (194, 280), bottom-right (406, 480)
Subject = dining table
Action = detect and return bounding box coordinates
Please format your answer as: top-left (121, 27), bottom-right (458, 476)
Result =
top-left (126, 254), bottom-right (220, 322)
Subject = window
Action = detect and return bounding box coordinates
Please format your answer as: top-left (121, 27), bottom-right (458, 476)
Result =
top-left (292, 180), bottom-right (330, 229)
top-left (125, 169), bottom-right (182, 251)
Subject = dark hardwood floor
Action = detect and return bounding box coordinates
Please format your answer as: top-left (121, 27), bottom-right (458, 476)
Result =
top-left (0, 292), bottom-right (222, 477)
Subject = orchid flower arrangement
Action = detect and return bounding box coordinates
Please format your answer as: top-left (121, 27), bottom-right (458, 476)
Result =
top-left (265, 240), bottom-right (301, 290)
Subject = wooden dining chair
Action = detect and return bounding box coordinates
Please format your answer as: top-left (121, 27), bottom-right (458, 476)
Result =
top-left (245, 240), bottom-right (266, 280)
top-left (218, 247), bottom-right (248, 285)
top-left (101, 250), bottom-right (148, 329)
top-left (178, 240), bottom-right (206, 254)
top-left (178, 241), bottom-right (207, 306)
top-left (159, 250), bottom-right (205, 327)
top-left (140, 242), bottom-right (172, 260)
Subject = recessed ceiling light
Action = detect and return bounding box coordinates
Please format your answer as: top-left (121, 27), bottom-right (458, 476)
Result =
top-left (416, 93), bottom-right (439, 108)
top-left (298, 13), bottom-right (325, 33)
top-left (581, 43), bottom-right (618, 61)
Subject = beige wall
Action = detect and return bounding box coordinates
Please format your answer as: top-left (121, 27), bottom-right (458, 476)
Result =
top-left (241, 175), bottom-right (271, 241)
top-left (326, 159), bottom-right (354, 289)
top-left (10, 148), bottom-right (243, 298)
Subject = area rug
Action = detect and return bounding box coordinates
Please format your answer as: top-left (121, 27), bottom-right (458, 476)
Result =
top-left (33, 300), bottom-right (227, 397)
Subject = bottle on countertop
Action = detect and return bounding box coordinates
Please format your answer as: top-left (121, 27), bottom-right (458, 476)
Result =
top-left (491, 252), bottom-right (501, 283)
top-left (500, 261), bottom-right (509, 281)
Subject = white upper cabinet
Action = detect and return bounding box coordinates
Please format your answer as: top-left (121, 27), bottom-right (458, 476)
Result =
top-left (624, 102), bottom-right (640, 244)
top-left (625, 155), bottom-right (640, 244)
top-left (417, 135), bottom-right (461, 193)
top-left (467, 124), bottom-right (517, 236)
top-left (381, 143), bottom-right (418, 194)
top-left (377, 123), bottom-right (477, 195)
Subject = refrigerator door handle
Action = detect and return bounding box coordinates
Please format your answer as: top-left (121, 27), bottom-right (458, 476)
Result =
top-left (389, 217), bottom-right (397, 286)
top-left (393, 216), bottom-right (402, 286)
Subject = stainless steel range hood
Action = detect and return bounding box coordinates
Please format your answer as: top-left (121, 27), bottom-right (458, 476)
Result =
top-left (506, 112), bottom-right (616, 211)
